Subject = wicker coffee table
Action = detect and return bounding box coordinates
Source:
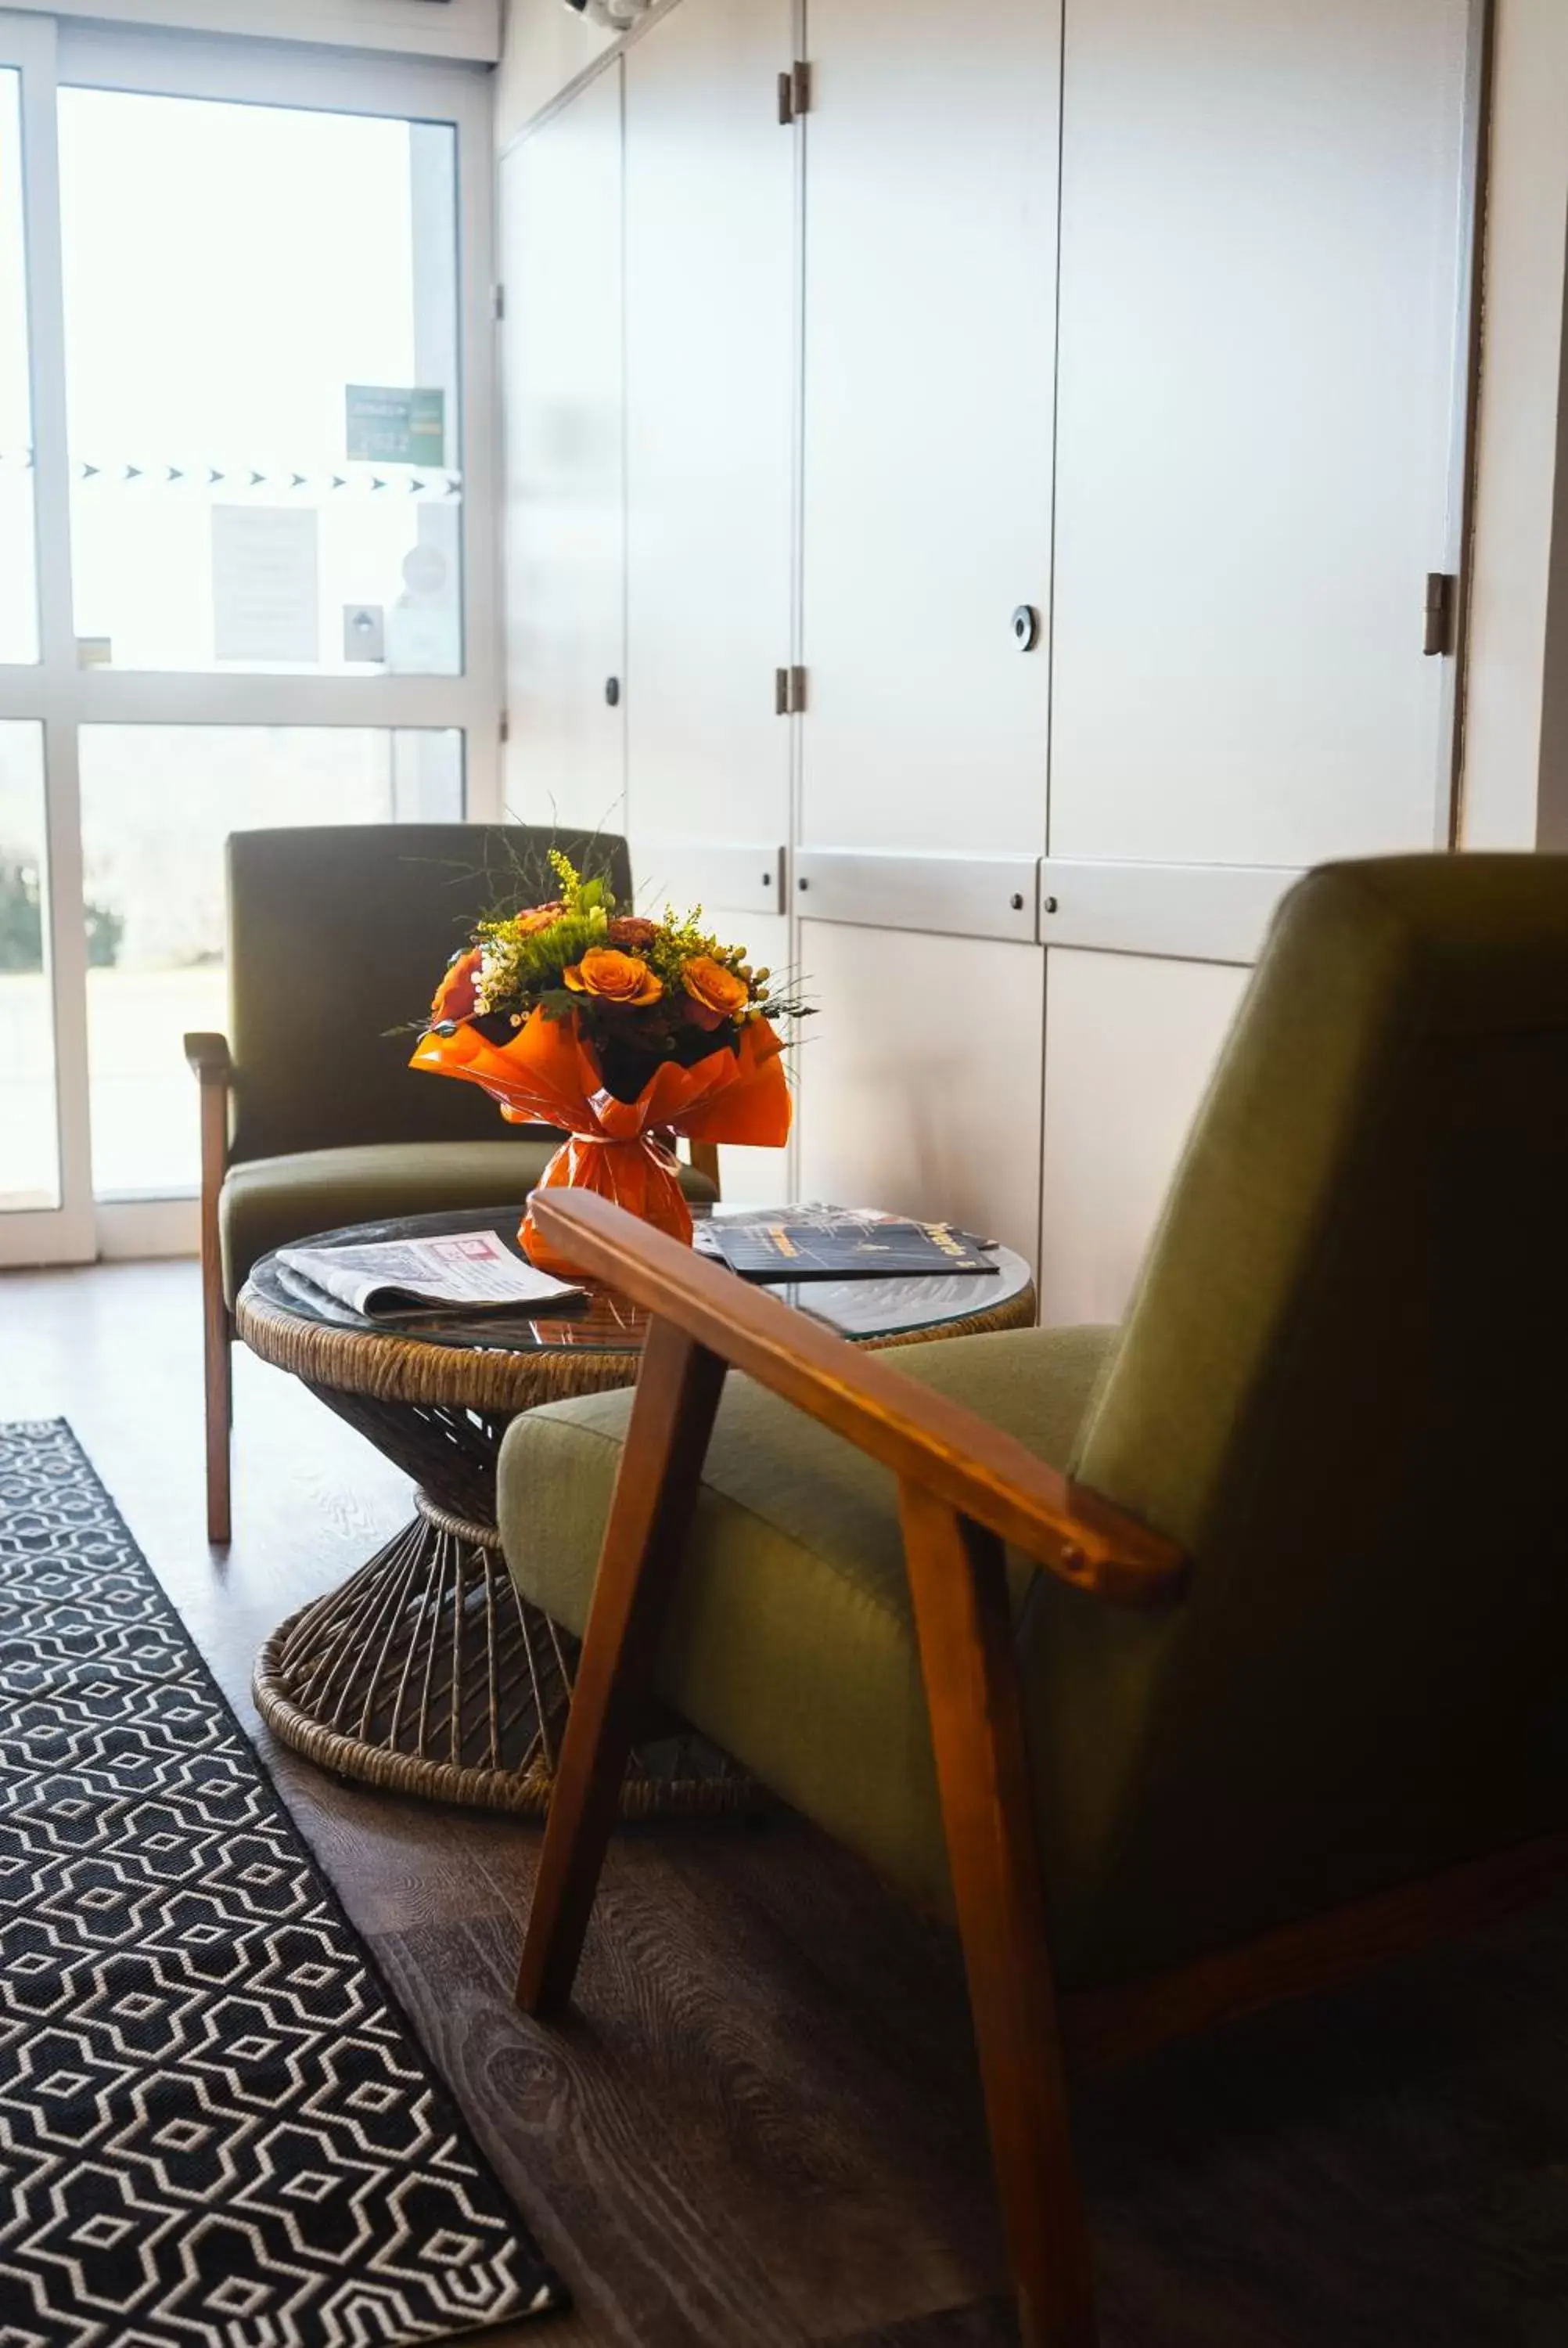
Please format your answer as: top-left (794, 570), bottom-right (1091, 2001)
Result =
top-left (236, 1205), bottom-right (1036, 1817)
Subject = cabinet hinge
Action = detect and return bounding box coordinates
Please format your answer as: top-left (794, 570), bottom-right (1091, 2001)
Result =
top-left (1423, 571), bottom-right (1457, 657)
top-left (774, 665), bottom-right (807, 715)
top-left (492, 283), bottom-right (505, 324)
top-left (498, 708), bottom-right (510, 745)
top-left (778, 60), bottom-right (811, 124)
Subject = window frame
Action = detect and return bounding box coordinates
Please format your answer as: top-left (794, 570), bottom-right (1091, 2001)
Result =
top-left (0, 12), bottom-right (499, 1263)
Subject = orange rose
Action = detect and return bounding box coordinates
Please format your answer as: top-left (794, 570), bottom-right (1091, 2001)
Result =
top-left (563, 948), bottom-right (664, 1007)
top-left (682, 955), bottom-right (749, 1026)
top-left (513, 899), bottom-right (565, 938)
top-left (430, 945), bottom-right (482, 1024)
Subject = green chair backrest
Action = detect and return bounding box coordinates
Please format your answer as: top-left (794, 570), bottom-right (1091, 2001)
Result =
top-left (226, 823), bottom-right (633, 1164)
top-left (1030, 855), bottom-right (1568, 1986)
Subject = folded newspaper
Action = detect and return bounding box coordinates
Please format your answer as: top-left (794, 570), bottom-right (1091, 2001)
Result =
top-left (275, 1230), bottom-right (584, 1318)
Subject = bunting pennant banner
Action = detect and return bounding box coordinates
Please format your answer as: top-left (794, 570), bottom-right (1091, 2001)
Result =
top-left (0, 449), bottom-right (465, 500)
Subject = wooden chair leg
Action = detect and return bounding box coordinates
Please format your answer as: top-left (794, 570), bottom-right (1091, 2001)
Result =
top-left (203, 1294), bottom-right (232, 1547)
top-left (516, 1318), bottom-right (728, 2015)
top-left (898, 1481), bottom-right (1099, 2348)
top-left (194, 1054), bottom-right (232, 1546)
top-left (197, 1238), bottom-right (232, 1548)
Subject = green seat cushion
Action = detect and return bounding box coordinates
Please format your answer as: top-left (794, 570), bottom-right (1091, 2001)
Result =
top-left (221, 1140), bottom-right (719, 1304)
top-left (498, 1323), bottom-right (1116, 1939)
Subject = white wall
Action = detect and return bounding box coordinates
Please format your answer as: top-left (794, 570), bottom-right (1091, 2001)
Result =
top-left (1460, 0), bottom-right (1568, 847)
top-left (496, 0), bottom-right (617, 149)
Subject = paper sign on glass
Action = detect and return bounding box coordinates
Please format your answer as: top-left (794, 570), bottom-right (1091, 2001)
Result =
top-left (345, 384), bottom-right (445, 467)
top-left (211, 506), bottom-right (320, 664)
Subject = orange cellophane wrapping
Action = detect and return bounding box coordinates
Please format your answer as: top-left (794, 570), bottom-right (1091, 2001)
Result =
top-left (408, 1008), bottom-right (791, 1276)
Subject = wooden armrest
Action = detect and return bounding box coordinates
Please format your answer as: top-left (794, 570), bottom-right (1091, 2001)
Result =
top-left (530, 1191), bottom-right (1187, 1608)
top-left (184, 1032), bottom-right (234, 1086)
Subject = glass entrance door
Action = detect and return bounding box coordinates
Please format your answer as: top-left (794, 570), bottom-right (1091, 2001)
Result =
top-left (0, 18), bottom-right (495, 1266)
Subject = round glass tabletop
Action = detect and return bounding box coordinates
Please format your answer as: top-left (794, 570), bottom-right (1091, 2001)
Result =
top-left (245, 1204), bottom-right (1035, 1356)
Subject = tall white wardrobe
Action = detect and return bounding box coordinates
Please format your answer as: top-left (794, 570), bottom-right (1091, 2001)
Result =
top-left (499, 0), bottom-right (1483, 1316)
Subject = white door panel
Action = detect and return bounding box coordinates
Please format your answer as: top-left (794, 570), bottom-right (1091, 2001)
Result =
top-left (1037, 857), bottom-right (1300, 963)
top-left (502, 64), bottom-right (625, 830)
top-left (797, 922), bottom-right (1045, 1271)
top-left (1050, 0), bottom-right (1472, 867)
top-left (624, 0), bottom-right (793, 852)
top-left (629, 835), bottom-right (784, 924)
top-left (799, 0), bottom-right (1060, 855)
top-left (1039, 947), bottom-right (1248, 1328)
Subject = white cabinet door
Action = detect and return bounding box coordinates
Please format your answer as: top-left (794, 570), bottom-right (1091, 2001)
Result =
top-left (1049, 0), bottom-right (1474, 867)
top-left (620, 0), bottom-right (797, 1211)
top-left (799, 0), bottom-right (1061, 856)
top-left (1039, 948), bottom-right (1248, 1327)
top-left (624, 0), bottom-right (793, 871)
top-left (797, 924), bottom-right (1046, 1272)
top-left (500, 63), bottom-right (625, 831)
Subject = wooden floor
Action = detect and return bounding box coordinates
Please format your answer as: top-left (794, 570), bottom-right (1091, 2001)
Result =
top-left (5, 1259), bottom-right (1568, 2344)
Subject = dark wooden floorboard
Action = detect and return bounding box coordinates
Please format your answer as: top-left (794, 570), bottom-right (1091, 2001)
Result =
top-left (822, 2301), bottom-right (1017, 2348)
top-left (8, 1259), bottom-right (1568, 2343)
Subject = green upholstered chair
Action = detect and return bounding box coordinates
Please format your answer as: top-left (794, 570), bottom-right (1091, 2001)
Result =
top-left (494, 853), bottom-right (1568, 2348)
top-left (185, 823), bottom-right (718, 1543)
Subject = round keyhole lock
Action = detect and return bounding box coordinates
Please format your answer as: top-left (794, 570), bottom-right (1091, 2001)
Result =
top-left (1011, 603), bottom-right (1040, 653)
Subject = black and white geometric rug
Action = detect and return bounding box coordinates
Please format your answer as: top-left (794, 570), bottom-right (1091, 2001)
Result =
top-left (0, 1419), bottom-right (564, 2347)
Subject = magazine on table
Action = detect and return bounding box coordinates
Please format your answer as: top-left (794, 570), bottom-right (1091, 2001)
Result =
top-left (275, 1230), bottom-right (584, 1319)
top-left (695, 1208), bottom-right (1001, 1282)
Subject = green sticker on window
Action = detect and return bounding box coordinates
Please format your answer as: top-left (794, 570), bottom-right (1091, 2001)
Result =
top-left (345, 385), bottom-right (445, 467)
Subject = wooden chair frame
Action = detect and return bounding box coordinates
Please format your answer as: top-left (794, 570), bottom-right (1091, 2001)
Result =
top-left (186, 1031), bottom-right (236, 1547)
top-left (185, 1032), bottom-right (721, 1549)
top-left (514, 1190), bottom-right (1568, 2348)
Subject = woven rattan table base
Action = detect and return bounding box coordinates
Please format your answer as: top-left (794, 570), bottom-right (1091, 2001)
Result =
top-left (241, 1243), bottom-right (1037, 1816)
top-left (255, 1489), bottom-right (754, 1817)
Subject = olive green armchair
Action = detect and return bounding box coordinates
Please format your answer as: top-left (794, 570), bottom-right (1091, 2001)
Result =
top-left (185, 823), bottom-right (717, 1543)
top-left (494, 854), bottom-right (1568, 2346)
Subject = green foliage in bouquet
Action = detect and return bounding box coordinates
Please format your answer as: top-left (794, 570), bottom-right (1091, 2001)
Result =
top-left (426, 851), bottom-right (810, 1102)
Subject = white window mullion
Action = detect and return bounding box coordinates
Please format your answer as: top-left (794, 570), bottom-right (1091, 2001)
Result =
top-left (13, 16), bottom-right (74, 688)
top-left (72, 669), bottom-right (491, 733)
top-left (455, 44), bottom-right (501, 823)
top-left (1, 11), bottom-right (93, 1262)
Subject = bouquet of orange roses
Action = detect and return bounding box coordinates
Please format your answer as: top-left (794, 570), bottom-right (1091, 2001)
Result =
top-left (410, 852), bottom-right (800, 1275)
